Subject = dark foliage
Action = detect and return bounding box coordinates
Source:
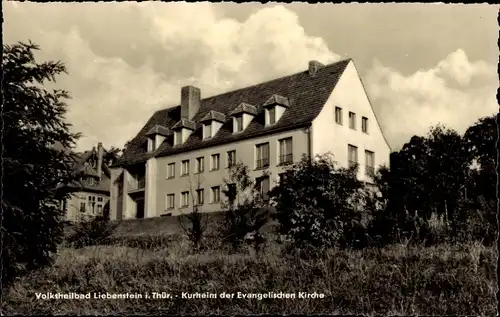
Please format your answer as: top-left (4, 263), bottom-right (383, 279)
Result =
top-left (219, 162), bottom-right (270, 252)
top-left (178, 175), bottom-right (210, 250)
top-left (66, 215), bottom-right (117, 249)
top-left (269, 153), bottom-right (367, 250)
top-left (2, 41), bottom-right (81, 290)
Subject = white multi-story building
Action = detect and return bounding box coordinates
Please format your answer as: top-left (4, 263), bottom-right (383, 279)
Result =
top-left (109, 59), bottom-right (391, 220)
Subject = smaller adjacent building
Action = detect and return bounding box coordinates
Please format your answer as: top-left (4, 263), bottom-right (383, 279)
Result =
top-left (60, 142), bottom-right (114, 222)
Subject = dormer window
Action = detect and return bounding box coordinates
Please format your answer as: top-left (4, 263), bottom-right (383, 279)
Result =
top-left (269, 107), bottom-right (276, 125)
top-left (174, 130), bottom-right (182, 146)
top-left (172, 119), bottom-right (196, 146)
top-left (262, 94), bottom-right (290, 126)
top-left (200, 110), bottom-right (226, 140)
top-left (235, 116), bottom-right (243, 133)
top-left (145, 125), bottom-right (171, 152)
top-left (203, 123), bottom-right (212, 139)
top-left (229, 102), bottom-right (257, 134)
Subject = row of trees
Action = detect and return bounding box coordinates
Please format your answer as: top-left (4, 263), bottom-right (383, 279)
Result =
top-left (178, 115), bottom-right (497, 252)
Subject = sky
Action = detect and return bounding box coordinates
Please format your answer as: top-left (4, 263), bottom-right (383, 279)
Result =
top-left (4, 2), bottom-right (499, 152)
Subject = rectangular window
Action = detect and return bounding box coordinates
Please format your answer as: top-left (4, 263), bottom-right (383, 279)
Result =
top-left (167, 163), bottom-right (175, 179)
top-left (211, 186), bottom-right (220, 203)
top-left (98, 197), bottom-right (103, 202)
top-left (196, 189), bottom-right (204, 206)
top-left (335, 107), bottom-right (343, 125)
top-left (203, 123), bottom-right (212, 139)
top-left (256, 142), bottom-right (270, 169)
top-left (256, 176), bottom-right (270, 201)
top-left (279, 171), bottom-right (293, 185)
top-left (227, 150), bottom-right (236, 168)
top-left (235, 116), bottom-right (243, 132)
top-left (269, 107), bottom-right (276, 125)
top-left (365, 150), bottom-right (375, 177)
top-left (362, 116), bottom-right (369, 133)
top-left (278, 137), bottom-right (293, 165)
top-left (196, 157), bottom-right (204, 173)
top-left (348, 144), bottom-right (358, 169)
top-left (151, 138), bottom-right (157, 151)
top-left (97, 204), bottom-right (103, 215)
top-left (211, 154), bottom-right (220, 171)
top-left (349, 112), bottom-right (356, 130)
top-left (80, 202), bottom-right (86, 213)
top-left (181, 191), bottom-right (189, 207)
top-left (174, 130), bottom-right (182, 146)
top-left (166, 194), bottom-right (175, 209)
top-left (181, 160), bottom-right (190, 176)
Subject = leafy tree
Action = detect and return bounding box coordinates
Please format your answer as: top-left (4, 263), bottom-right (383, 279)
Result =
top-left (104, 146), bottom-right (122, 165)
top-left (269, 153), bottom-right (366, 250)
top-left (178, 174), bottom-right (209, 250)
top-left (2, 41), bottom-right (81, 289)
top-left (390, 126), bottom-right (470, 228)
top-left (219, 162), bottom-right (270, 252)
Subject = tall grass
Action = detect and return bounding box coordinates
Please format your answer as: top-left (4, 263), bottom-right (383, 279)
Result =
top-left (3, 236), bottom-right (497, 316)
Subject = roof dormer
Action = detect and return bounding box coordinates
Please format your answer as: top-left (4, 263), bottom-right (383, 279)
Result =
top-left (262, 94), bottom-right (290, 126)
top-left (145, 125), bottom-right (171, 152)
top-left (229, 102), bottom-right (257, 133)
top-left (200, 110), bottom-right (226, 140)
top-left (171, 119), bottom-right (196, 146)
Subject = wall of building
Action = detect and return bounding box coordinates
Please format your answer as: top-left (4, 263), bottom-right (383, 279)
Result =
top-left (65, 191), bottom-right (110, 222)
top-left (151, 126), bottom-right (310, 217)
top-left (311, 60), bottom-right (391, 182)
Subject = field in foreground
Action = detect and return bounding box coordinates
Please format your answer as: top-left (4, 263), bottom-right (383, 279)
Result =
top-left (3, 238), bottom-right (498, 315)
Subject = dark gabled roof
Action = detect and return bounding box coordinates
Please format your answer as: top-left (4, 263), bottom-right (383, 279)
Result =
top-left (262, 94), bottom-right (290, 108)
top-left (172, 118), bottom-right (197, 131)
top-left (146, 125), bottom-right (172, 137)
top-left (229, 102), bottom-right (258, 116)
top-left (201, 110), bottom-right (226, 123)
top-left (114, 58), bottom-right (351, 167)
top-left (66, 147), bottom-right (112, 194)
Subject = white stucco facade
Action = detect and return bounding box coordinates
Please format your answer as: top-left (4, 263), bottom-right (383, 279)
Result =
top-left (109, 59), bottom-right (391, 220)
top-left (311, 60), bottom-right (391, 181)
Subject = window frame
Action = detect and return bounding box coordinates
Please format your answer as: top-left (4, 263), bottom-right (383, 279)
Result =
top-left (167, 162), bottom-right (176, 179)
top-left (181, 160), bottom-right (190, 176)
top-left (278, 137), bottom-right (293, 165)
top-left (335, 106), bottom-right (343, 125)
top-left (362, 116), bottom-right (369, 133)
top-left (211, 154), bottom-right (220, 171)
top-left (255, 142), bottom-right (270, 169)
top-left (349, 111), bottom-right (356, 130)
top-left (348, 144), bottom-right (358, 169)
top-left (211, 186), bottom-right (221, 203)
top-left (195, 157), bottom-right (205, 173)
top-left (166, 193), bottom-right (175, 210)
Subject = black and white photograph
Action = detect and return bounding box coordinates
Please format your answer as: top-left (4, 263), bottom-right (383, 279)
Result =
top-left (2, 2), bottom-right (498, 315)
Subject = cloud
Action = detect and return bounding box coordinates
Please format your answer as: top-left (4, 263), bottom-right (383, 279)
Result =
top-left (4, 3), bottom-right (497, 153)
top-left (5, 3), bottom-right (339, 151)
top-left (365, 50), bottom-right (497, 150)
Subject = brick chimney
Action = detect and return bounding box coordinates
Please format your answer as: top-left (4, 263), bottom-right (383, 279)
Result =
top-left (181, 86), bottom-right (201, 120)
top-left (97, 142), bottom-right (103, 180)
top-left (308, 60), bottom-right (324, 77)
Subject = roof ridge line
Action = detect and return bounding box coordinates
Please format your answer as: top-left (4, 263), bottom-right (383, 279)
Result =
top-left (154, 58), bottom-right (352, 112)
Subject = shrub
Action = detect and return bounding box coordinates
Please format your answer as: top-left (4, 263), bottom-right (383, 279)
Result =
top-left (270, 153), bottom-right (367, 250)
top-left (66, 215), bottom-right (117, 249)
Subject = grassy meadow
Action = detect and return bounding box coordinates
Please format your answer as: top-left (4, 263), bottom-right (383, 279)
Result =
top-left (3, 218), bottom-right (498, 315)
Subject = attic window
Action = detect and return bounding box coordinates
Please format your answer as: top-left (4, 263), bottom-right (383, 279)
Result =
top-left (234, 116), bottom-right (243, 133)
top-left (269, 107), bottom-right (276, 125)
top-left (151, 138), bottom-right (157, 151)
top-left (203, 123), bottom-right (212, 139)
top-left (174, 131), bottom-right (182, 146)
